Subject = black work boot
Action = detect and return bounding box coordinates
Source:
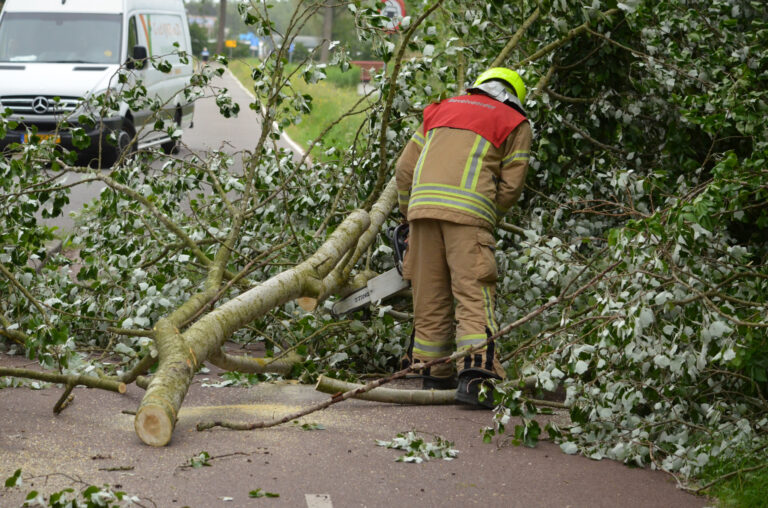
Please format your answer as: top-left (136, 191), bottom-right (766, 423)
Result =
top-left (455, 337), bottom-right (503, 407)
top-left (455, 370), bottom-right (500, 408)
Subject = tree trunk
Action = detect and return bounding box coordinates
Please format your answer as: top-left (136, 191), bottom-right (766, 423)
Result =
top-left (216, 0), bottom-right (227, 55)
top-left (135, 179), bottom-right (398, 446)
top-left (320, 4), bottom-right (333, 63)
top-left (133, 181), bottom-right (402, 446)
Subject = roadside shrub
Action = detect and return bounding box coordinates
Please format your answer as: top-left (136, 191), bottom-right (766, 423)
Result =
top-left (325, 66), bottom-right (362, 88)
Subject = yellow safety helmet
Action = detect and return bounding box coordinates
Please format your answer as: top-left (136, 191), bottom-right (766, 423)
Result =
top-left (472, 67), bottom-right (526, 103)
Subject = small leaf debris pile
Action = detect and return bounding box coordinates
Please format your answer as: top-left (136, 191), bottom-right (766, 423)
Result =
top-left (377, 431), bottom-right (459, 463)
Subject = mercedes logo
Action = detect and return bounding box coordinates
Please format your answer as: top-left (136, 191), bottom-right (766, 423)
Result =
top-left (32, 96), bottom-right (50, 114)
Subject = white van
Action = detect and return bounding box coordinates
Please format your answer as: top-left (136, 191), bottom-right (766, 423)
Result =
top-left (0, 0), bottom-right (194, 166)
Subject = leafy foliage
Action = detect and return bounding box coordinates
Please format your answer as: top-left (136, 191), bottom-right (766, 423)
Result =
top-left (481, 387), bottom-right (544, 449)
top-left (249, 488), bottom-right (280, 498)
top-left (188, 451), bottom-right (212, 468)
top-left (1, 376), bottom-right (48, 390)
top-left (1, 0), bottom-right (766, 491)
top-left (3, 469), bottom-right (141, 508)
top-left (376, 431), bottom-right (459, 463)
top-left (698, 438), bottom-right (768, 507)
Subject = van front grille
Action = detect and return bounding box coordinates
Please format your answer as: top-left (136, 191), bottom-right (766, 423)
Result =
top-left (0, 95), bottom-right (81, 116)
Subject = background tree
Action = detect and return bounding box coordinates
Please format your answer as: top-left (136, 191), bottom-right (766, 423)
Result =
top-left (216, 0), bottom-right (227, 54)
top-left (185, 0), bottom-right (219, 17)
top-left (188, 21), bottom-right (210, 56)
top-left (320, 3), bottom-right (333, 62)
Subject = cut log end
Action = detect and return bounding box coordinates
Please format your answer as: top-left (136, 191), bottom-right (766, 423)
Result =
top-left (118, 383), bottom-right (127, 394)
top-left (135, 405), bottom-right (174, 447)
top-left (296, 297), bottom-right (318, 312)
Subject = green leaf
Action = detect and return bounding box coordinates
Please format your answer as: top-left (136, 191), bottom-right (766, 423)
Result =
top-left (4, 469), bottom-right (22, 488)
top-left (523, 421), bottom-right (541, 448)
top-left (189, 451), bottom-right (211, 468)
top-left (250, 488), bottom-right (279, 498)
top-left (82, 485), bottom-right (100, 498)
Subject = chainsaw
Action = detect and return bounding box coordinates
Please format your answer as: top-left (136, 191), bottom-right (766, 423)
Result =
top-left (331, 223), bottom-right (410, 317)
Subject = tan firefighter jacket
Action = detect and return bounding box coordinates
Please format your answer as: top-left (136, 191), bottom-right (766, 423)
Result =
top-left (395, 93), bottom-right (532, 230)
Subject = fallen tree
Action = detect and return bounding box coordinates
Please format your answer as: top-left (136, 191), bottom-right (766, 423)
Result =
top-left (2, 0), bottom-right (767, 494)
top-left (135, 181), bottom-right (394, 445)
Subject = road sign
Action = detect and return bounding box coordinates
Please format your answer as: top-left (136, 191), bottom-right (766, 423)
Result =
top-left (225, 39), bottom-right (237, 48)
top-left (381, 0), bottom-right (406, 32)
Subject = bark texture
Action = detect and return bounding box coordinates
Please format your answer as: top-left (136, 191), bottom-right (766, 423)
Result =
top-left (314, 374), bottom-right (542, 405)
top-left (134, 206), bottom-right (385, 445)
top-left (208, 350), bottom-right (301, 375)
top-left (315, 375), bottom-right (455, 404)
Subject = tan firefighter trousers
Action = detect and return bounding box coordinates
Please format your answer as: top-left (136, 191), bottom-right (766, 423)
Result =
top-left (402, 218), bottom-right (505, 378)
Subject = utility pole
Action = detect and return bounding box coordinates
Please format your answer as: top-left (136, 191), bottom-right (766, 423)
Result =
top-left (216, 0), bottom-right (227, 55)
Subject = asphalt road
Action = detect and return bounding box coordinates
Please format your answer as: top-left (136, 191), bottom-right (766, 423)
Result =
top-left (0, 353), bottom-right (707, 508)
top-left (42, 66), bottom-right (301, 233)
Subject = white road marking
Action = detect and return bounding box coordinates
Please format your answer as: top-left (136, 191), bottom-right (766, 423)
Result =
top-left (305, 493), bottom-right (334, 508)
top-left (225, 68), bottom-right (307, 157)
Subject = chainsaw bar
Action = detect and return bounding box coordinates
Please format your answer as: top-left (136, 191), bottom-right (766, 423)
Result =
top-left (331, 267), bottom-right (410, 317)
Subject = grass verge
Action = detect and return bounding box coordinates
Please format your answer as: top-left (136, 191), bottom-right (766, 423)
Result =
top-left (697, 442), bottom-right (768, 507)
top-left (228, 58), bottom-right (371, 159)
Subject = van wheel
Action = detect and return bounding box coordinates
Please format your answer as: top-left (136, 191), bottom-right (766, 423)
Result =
top-left (115, 121), bottom-right (136, 156)
top-left (102, 119), bottom-right (136, 168)
top-left (161, 109), bottom-right (181, 154)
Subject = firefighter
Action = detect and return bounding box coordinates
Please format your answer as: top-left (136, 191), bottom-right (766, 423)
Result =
top-left (395, 67), bottom-right (532, 407)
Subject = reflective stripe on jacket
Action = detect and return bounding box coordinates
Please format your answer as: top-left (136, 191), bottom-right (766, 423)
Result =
top-left (395, 93), bottom-right (533, 229)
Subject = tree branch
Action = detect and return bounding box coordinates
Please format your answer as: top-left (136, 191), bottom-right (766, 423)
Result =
top-left (491, 7), bottom-right (541, 67)
top-left (93, 172), bottom-right (213, 270)
top-left (0, 367), bottom-right (126, 393)
top-left (0, 262), bottom-right (52, 327)
top-left (208, 349), bottom-right (301, 375)
top-left (517, 9), bottom-right (619, 67)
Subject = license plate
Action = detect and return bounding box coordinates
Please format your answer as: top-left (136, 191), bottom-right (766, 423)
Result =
top-left (21, 133), bottom-right (61, 143)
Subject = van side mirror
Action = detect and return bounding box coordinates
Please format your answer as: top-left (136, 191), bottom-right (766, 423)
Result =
top-left (127, 45), bottom-right (148, 70)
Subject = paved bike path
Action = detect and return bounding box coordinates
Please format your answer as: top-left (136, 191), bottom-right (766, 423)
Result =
top-left (0, 353), bottom-right (706, 508)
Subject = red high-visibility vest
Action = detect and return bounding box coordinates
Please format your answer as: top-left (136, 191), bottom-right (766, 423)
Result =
top-left (423, 94), bottom-right (526, 148)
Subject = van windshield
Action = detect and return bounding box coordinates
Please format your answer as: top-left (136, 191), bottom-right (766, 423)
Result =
top-left (0, 12), bottom-right (122, 64)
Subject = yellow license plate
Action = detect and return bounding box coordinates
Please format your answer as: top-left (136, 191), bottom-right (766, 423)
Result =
top-left (22, 133), bottom-right (61, 143)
